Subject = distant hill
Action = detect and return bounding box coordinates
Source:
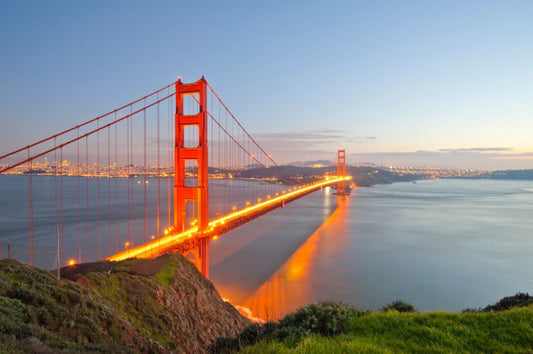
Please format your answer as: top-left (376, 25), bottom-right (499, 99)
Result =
top-left (253, 165), bottom-right (425, 186)
top-left (286, 160), bottom-right (334, 167)
top-left (346, 166), bottom-right (424, 187)
top-left (488, 169), bottom-right (533, 180)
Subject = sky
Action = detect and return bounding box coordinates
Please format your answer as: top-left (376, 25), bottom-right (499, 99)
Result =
top-left (0, 0), bottom-right (532, 170)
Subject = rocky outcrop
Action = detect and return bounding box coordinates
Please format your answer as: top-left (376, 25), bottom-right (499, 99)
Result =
top-left (0, 254), bottom-right (249, 353)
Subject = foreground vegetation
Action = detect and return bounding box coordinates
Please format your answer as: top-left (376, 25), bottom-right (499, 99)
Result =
top-left (0, 256), bottom-right (248, 353)
top-left (1, 255), bottom-right (531, 353)
top-left (211, 295), bottom-right (533, 353)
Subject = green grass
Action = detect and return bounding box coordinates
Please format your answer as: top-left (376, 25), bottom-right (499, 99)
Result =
top-left (0, 259), bottom-right (119, 351)
top-left (153, 256), bottom-right (179, 289)
top-left (240, 306), bottom-right (533, 353)
top-left (0, 257), bottom-right (187, 352)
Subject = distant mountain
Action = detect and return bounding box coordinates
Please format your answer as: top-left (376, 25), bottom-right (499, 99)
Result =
top-left (488, 169), bottom-right (533, 180)
top-left (285, 160), bottom-right (333, 167)
top-left (234, 165), bottom-right (425, 187)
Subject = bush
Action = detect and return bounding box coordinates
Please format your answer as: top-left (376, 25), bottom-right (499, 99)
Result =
top-left (274, 324), bottom-right (309, 341)
top-left (277, 301), bottom-right (361, 338)
top-left (8, 285), bottom-right (39, 305)
top-left (261, 321), bottom-right (278, 340)
top-left (482, 293), bottom-right (533, 312)
top-left (210, 302), bottom-right (366, 351)
top-left (238, 323), bottom-right (261, 346)
top-left (208, 336), bottom-right (240, 354)
top-left (381, 300), bottom-right (416, 313)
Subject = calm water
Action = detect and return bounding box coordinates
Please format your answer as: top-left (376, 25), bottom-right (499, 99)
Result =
top-left (210, 179), bottom-right (533, 318)
top-left (1, 175), bottom-right (532, 317)
top-left (0, 175), bottom-right (283, 269)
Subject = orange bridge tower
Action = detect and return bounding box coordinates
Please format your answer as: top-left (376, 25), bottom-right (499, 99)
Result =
top-left (337, 149), bottom-right (346, 194)
top-left (174, 77), bottom-right (210, 277)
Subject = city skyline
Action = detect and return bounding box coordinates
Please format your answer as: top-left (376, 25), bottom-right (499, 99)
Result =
top-left (1, 1), bottom-right (532, 170)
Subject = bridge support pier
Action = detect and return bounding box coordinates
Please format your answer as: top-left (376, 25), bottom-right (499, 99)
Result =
top-left (198, 238), bottom-right (209, 278)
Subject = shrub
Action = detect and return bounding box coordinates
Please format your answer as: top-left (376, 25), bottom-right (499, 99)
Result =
top-left (208, 336), bottom-right (239, 354)
top-left (274, 324), bottom-right (309, 341)
top-left (482, 292), bottom-right (533, 312)
top-left (8, 284), bottom-right (39, 305)
top-left (261, 321), bottom-right (278, 340)
top-left (277, 301), bottom-right (360, 338)
top-left (211, 302), bottom-right (366, 351)
top-left (209, 323), bottom-right (273, 353)
top-left (381, 300), bottom-right (416, 313)
top-left (238, 323), bottom-right (261, 346)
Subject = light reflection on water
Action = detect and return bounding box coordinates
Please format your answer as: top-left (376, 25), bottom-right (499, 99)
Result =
top-left (211, 179), bottom-right (533, 319)
top-left (241, 196), bottom-right (350, 320)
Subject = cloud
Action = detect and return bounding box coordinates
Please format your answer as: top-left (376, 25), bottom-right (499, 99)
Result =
top-left (253, 130), bottom-right (345, 141)
top-left (490, 152), bottom-right (533, 160)
top-left (347, 147), bottom-right (533, 170)
top-left (250, 129), bottom-right (377, 163)
top-left (438, 147), bottom-right (513, 153)
top-left (254, 129), bottom-right (377, 146)
top-left (344, 136), bottom-right (378, 143)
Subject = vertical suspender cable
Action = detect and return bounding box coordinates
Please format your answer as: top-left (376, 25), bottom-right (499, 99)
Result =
top-left (27, 148), bottom-right (34, 265)
top-left (127, 108), bottom-right (131, 247)
top-left (210, 92), bottom-right (213, 219)
top-left (85, 137), bottom-right (90, 261)
top-left (218, 100), bottom-right (221, 216)
top-left (77, 129), bottom-right (81, 263)
top-left (54, 138), bottom-right (59, 256)
top-left (60, 147), bottom-right (64, 266)
top-left (97, 121), bottom-right (101, 259)
top-left (157, 94), bottom-right (160, 238)
top-left (168, 88), bottom-right (172, 227)
top-left (114, 112), bottom-right (118, 252)
top-left (143, 98), bottom-right (147, 244)
top-left (108, 123), bottom-right (111, 256)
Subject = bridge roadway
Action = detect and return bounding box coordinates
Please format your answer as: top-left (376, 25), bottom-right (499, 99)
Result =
top-left (106, 176), bottom-right (351, 262)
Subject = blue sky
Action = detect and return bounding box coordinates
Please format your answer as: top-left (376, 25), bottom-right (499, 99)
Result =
top-left (0, 0), bottom-right (532, 169)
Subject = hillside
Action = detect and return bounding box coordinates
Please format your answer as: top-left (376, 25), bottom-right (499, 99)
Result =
top-left (0, 254), bottom-right (249, 353)
top-left (241, 308), bottom-right (533, 353)
top-left (220, 299), bottom-right (533, 353)
top-left (237, 165), bottom-right (424, 186)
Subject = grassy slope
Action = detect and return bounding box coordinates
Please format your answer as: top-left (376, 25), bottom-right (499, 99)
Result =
top-left (0, 259), bottom-right (120, 353)
top-left (242, 307), bottom-right (533, 353)
top-left (0, 255), bottom-right (249, 353)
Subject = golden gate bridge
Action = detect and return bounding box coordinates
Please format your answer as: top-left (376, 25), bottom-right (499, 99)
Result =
top-left (0, 77), bottom-right (350, 278)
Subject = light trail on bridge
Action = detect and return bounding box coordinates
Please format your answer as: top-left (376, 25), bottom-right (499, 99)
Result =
top-left (106, 176), bottom-right (351, 262)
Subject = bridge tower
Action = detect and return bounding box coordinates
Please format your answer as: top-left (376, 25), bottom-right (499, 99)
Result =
top-left (337, 149), bottom-right (346, 194)
top-left (175, 77), bottom-right (210, 278)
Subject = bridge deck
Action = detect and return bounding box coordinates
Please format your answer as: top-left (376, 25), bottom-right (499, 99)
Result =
top-left (106, 176), bottom-right (350, 262)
